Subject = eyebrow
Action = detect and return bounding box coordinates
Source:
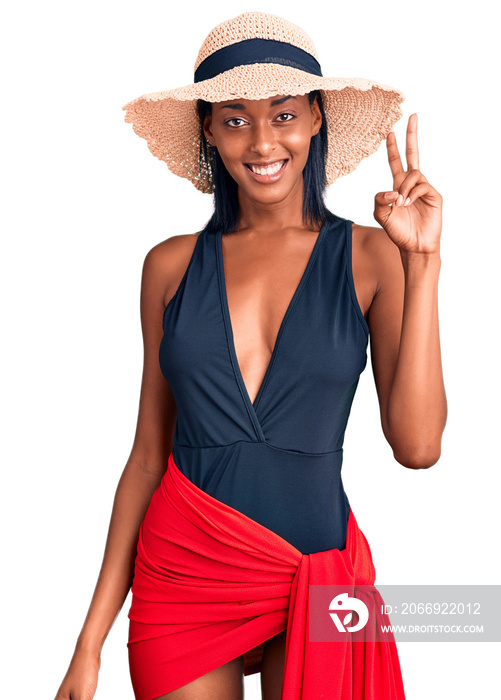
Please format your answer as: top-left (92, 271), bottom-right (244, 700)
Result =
top-left (219, 95), bottom-right (297, 110)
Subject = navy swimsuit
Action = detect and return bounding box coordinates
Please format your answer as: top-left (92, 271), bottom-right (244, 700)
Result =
top-left (159, 214), bottom-right (369, 554)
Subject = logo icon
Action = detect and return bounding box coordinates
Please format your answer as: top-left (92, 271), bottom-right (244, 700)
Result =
top-left (329, 592), bottom-right (369, 632)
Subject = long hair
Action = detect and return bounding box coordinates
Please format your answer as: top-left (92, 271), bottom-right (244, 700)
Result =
top-left (196, 91), bottom-right (338, 235)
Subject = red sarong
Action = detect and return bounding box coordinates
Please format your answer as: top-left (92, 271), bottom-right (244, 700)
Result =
top-left (127, 452), bottom-right (406, 699)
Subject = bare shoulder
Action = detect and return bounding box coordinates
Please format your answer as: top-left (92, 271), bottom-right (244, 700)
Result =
top-left (352, 222), bottom-right (403, 297)
top-left (143, 231), bottom-right (202, 308)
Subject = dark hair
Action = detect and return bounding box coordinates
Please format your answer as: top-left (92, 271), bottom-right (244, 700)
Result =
top-left (196, 91), bottom-right (338, 235)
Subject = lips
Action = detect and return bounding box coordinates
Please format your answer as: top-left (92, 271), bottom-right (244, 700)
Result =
top-left (245, 159), bottom-right (288, 175)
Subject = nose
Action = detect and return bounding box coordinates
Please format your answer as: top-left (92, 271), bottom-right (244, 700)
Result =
top-left (249, 119), bottom-right (278, 158)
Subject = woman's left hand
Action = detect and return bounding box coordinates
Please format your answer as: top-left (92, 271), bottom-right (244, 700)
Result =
top-left (373, 113), bottom-right (442, 255)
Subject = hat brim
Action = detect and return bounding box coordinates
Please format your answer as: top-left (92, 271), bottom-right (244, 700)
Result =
top-left (122, 63), bottom-right (404, 193)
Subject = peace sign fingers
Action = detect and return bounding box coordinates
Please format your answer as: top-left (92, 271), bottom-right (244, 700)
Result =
top-left (386, 113), bottom-right (420, 182)
top-left (376, 110), bottom-right (442, 255)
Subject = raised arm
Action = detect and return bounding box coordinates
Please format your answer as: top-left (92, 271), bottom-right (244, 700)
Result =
top-left (368, 113), bottom-right (447, 469)
top-left (54, 239), bottom-right (179, 699)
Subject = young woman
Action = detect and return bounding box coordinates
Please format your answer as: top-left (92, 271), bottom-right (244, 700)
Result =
top-left (54, 11), bottom-right (446, 700)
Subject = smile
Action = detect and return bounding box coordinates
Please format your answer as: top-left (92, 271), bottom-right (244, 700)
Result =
top-left (244, 159), bottom-right (289, 182)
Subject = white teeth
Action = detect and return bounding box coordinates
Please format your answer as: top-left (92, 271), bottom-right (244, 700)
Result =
top-left (249, 160), bottom-right (285, 175)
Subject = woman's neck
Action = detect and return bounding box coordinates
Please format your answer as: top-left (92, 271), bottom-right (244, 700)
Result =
top-left (235, 189), bottom-right (320, 234)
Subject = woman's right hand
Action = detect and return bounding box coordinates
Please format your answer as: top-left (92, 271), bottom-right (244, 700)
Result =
top-left (54, 647), bottom-right (101, 700)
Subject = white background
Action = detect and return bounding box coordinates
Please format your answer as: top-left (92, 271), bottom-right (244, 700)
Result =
top-left (2, 1), bottom-right (499, 698)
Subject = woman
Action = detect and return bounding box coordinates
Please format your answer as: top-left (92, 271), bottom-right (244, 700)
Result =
top-left (54, 11), bottom-right (447, 700)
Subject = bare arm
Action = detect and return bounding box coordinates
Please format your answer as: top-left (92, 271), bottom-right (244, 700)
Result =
top-left (74, 465), bottom-right (168, 653)
top-left (369, 113), bottom-right (447, 469)
top-left (54, 239), bottom-right (181, 699)
top-left (77, 243), bottom-right (180, 654)
top-left (367, 235), bottom-right (447, 468)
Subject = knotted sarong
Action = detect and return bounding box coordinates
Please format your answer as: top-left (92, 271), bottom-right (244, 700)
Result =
top-left (127, 452), bottom-right (406, 699)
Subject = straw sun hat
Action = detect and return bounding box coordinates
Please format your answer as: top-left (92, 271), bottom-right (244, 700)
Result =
top-left (122, 11), bottom-right (405, 194)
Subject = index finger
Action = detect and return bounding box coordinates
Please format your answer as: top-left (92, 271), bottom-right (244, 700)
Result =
top-left (386, 130), bottom-right (404, 180)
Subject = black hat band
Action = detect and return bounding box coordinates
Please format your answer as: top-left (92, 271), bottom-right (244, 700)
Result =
top-left (194, 37), bottom-right (323, 83)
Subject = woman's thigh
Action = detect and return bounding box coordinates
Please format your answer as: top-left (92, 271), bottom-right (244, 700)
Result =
top-left (260, 629), bottom-right (287, 700)
top-left (152, 654), bottom-right (245, 700)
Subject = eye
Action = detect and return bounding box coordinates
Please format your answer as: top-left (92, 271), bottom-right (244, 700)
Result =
top-left (224, 117), bottom-right (246, 127)
top-left (276, 113), bottom-right (295, 122)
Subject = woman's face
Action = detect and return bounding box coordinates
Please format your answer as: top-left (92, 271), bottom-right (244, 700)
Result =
top-left (203, 93), bottom-right (322, 206)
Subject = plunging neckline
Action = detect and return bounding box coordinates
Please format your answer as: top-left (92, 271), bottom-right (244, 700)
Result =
top-left (216, 220), bottom-right (329, 435)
